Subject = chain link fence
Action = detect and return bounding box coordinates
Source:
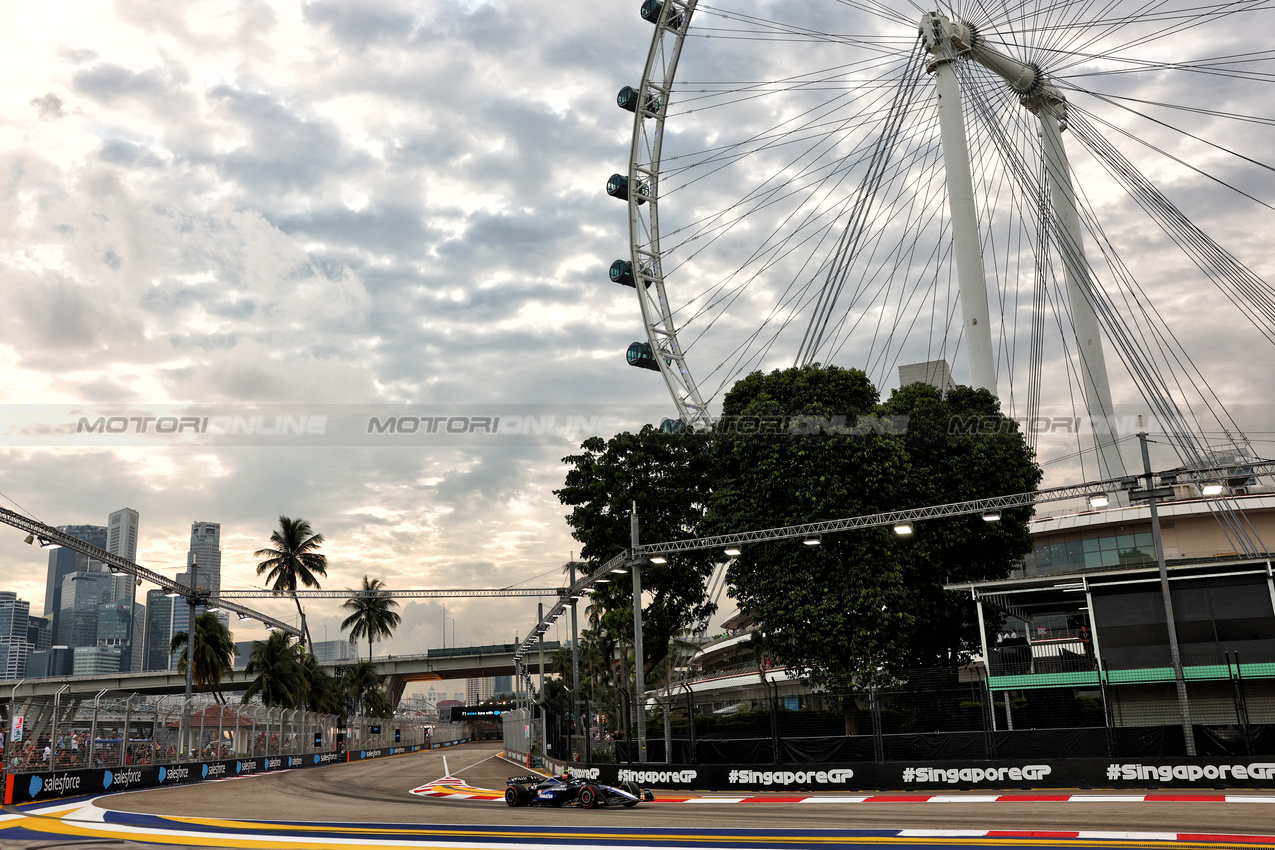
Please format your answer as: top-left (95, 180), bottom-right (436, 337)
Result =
top-left (0, 691), bottom-right (366, 775)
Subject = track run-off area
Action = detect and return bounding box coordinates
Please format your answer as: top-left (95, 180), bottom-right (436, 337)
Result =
top-left (3, 743), bottom-right (1275, 849)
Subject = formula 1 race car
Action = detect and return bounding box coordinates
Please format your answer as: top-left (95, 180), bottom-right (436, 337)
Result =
top-left (504, 773), bottom-right (655, 808)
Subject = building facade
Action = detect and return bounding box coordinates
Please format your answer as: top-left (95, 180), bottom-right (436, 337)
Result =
top-left (44, 525), bottom-right (107, 639)
top-left (0, 591), bottom-right (32, 678)
top-left (106, 507), bottom-right (141, 671)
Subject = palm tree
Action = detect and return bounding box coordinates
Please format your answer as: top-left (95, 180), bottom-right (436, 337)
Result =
top-left (241, 630), bottom-right (306, 707)
top-left (299, 652), bottom-right (343, 715)
top-left (254, 516), bottom-right (327, 647)
top-left (169, 612), bottom-right (238, 703)
top-left (340, 576), bottom-right (402, 662)
top-left (339, 660), bottom-right (385, 717)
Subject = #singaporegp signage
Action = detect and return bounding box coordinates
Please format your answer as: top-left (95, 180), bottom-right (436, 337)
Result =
top-left (541, 757), bottom-right (1275, 792)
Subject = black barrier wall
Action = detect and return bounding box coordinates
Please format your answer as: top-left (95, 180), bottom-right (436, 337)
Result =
top-left (545, 757), bottom-right (1275, 791)
top-left (4, 745), bottom-right (433, 805)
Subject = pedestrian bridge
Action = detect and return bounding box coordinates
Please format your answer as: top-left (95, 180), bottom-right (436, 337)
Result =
top-left (0, 642), bottom-right (561, 706)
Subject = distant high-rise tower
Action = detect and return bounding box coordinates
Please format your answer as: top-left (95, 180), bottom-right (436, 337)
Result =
top-left (56, 572), bottom-right (116, 650)
top-left (144, 589), bottom-right (178, 671)
top-left (0, 591), bottom-right (32, 678)
top-left (44, 525), bottom-right (107, 639)
top-left (106, 507), bottom-right (141, 671)
top-left (186, 522), bottom-right (222, 596)
top-left (173, 522), bottom-right (223, 657)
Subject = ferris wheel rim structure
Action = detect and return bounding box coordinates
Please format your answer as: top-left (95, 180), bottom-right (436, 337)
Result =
top-left (623, 0), bottom-right (711, 432)
top-left (612, 0), bottom-right (1275, 465)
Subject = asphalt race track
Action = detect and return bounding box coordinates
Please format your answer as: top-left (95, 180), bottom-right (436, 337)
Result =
top-left (3, 742), bottom-right (1274, 849)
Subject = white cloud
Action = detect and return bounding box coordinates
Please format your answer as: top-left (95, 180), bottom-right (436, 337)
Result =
top-left (0, 0), bottom-right (1272, 682)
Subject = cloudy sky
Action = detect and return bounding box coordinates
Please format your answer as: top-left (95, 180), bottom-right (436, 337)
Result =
top-left (1, 0), bottom-right (1272, 684)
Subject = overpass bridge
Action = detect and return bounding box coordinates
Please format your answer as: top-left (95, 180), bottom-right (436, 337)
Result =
top-left (1, 642), bottom-right (561, 707)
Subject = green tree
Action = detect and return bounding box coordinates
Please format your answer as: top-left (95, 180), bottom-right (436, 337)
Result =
top-left (169, 611), bottom-right (238, 703)
top-left (254, 516), bottom-right (328, 647)
top-left (299, 652), bottom-right (343, 715)
top-left (556, 426), bottom-right (718, 682)
top-left (879, 382), bottom-right (1042, 666)
top-left (703, 365), bottom-right (1039, 686)
top-left (340, 660), bottom-right (385, 717)
top-left (241, 630), bottom-right (306, 707)
top-left (340, 576), bottom-right (402, 662)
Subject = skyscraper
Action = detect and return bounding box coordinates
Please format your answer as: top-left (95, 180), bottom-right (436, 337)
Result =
top-left (186, 522), bottom-right (222, 596)
top-left (0, 591), bottom-right (31, 678)
top-left (44, 525), bottom-right (107, 639)
top-left (106, 507), bottom-right (141, 671)
top-left (172, 522), bottom-right (223, 660)
top-left (144, 589), bottom-right (178, 671)
top-left (56, 571), bottom-right (116, 649)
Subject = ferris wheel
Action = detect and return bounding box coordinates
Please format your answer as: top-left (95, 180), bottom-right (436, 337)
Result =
top-left (606, 0), bottom-right (1275, 479)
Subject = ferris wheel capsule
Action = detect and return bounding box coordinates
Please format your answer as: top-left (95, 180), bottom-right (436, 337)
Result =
top-left (610, 260), bottom-right (636, 287)
top-left (626, 342), bottom-right (661, 371)
top-left (606, 173), bottom-right (647, 204)
top-left (640, 0), bottom-right (684, 31)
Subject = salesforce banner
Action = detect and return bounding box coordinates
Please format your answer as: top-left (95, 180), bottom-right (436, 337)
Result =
top-left (547, 758), bottom-right (1275, 791)
top-left (4, 752), bottom-right (350, 805)
top-left (349, 744), bottom-right (425, 761)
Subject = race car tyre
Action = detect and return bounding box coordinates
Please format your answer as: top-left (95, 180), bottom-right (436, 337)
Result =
top-left (504, 785), bottom-right (528, 807)
top-left (578, 784), bottom-right (600, 809)
top-left (621, 781), bottom-right (640, 797)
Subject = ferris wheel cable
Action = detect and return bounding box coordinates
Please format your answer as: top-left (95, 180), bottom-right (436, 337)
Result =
top-left (663, 95), bottom-right (933, 346)
top-left (799, 50), bottom-right (927, 364)
top-left (659, 88), bottom-right (911, 200)
top-left (1043, 0), bottom-right (1275, 77)
top-left (814, 112), bottom-right (951, 365)
top-left (810, 71), bottom-right (943, 364)
top-left (1072, 88), bottom-right (1275, 127)
top-left (666, 120), bottom-right (894, 340)
top-left (1067, 138), bottom-right (1275, 442)
top-left (1067, 107), bottom-right (1275, 335)
top-left (1073, 94), bottom-right (1275, 195)
top-left (658, 70), bottom-right (909, 216)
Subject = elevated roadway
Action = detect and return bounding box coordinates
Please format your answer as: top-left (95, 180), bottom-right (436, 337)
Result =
top-left (1, 642), bottom-right (560, 704)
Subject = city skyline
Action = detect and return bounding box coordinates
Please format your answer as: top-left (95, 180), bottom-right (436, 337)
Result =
top-left (0, 0), bottom-right (1270, 669)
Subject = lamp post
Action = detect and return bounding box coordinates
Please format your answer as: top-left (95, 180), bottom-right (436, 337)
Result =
top-left (630, 502), bottom-right (648, 764)
top-left (181, 554), bottom-right (201, 758)
top-left (1136, 425), bottom-right (1196, 755)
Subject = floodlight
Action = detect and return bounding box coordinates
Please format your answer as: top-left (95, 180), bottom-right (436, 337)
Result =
top-left (982, 511), bottom-right (1001, 522)
top-left (893, 522), bottom-right (913, 536)
top-left (1202, 482), bottom-right (1224, 496)
top-left (803, 534), bottom-right (821, 546)
top-left (39, 538), bottom-right (61, 549)
top-left (649, 555), bottom-right (668, 564)
top-left (724, 547), bottom-right (742, 557)
top-left (610, 566), bottom-right (629, 574)
top-left (1088, 493), bottom-right (1109, 508)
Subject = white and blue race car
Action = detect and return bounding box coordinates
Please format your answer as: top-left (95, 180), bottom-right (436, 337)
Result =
top-left (504, 773), bottom-right (655, 808)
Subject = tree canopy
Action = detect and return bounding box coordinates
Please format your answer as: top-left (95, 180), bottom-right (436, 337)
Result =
top-left (341, 575), bottom-right (402, 662)
top-left (555, 425), bottom-right (719, 680)
top-left (703, 365), bottom-right (1040, 684)
top-left (170, 612), bottom-right (238, 703)
top-left (254, 515), bottom-right (327, 647)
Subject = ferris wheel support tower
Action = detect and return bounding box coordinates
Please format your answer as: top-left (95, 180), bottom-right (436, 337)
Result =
top-left (922, 12), bottom-right (1127, 481)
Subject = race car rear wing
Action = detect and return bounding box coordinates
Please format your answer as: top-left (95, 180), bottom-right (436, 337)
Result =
top-left (505, 775), bottom-right (544, 785)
